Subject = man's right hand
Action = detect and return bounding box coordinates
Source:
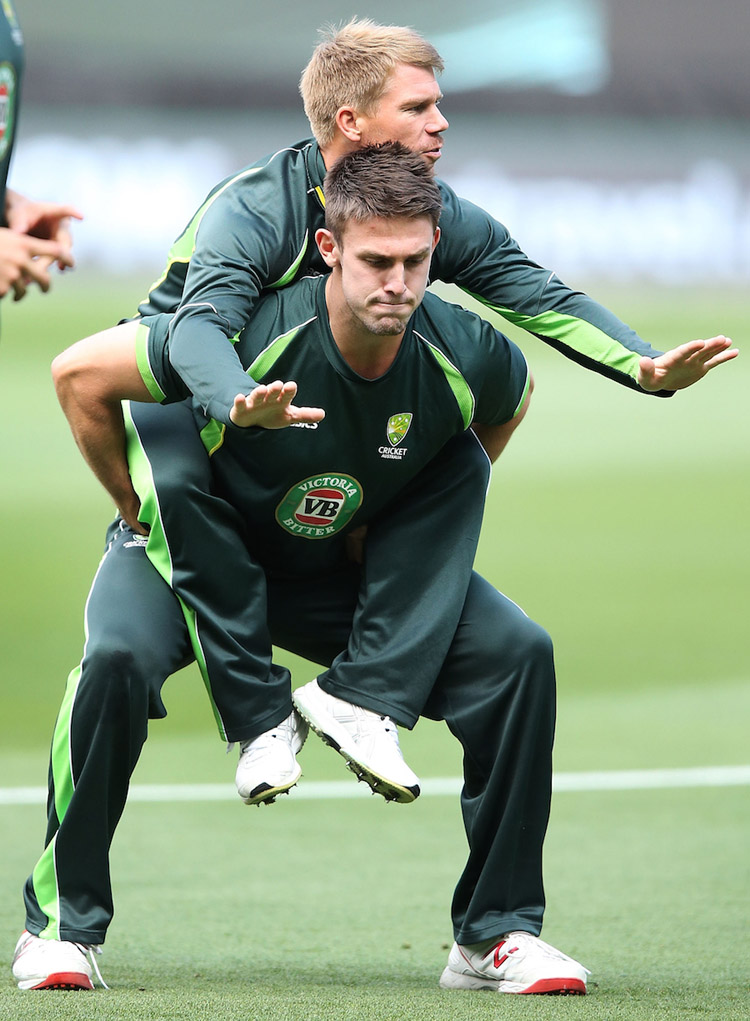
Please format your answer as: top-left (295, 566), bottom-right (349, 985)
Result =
top-left (0, 228), bottom-right (72, 301)
top-left (118, 490), bottom-right (149, 536)
top-left (229, 379), bottom-right (325, 429)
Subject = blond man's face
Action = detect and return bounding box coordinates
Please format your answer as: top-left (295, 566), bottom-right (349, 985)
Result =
top-left (355, 64), bottom-right (448, 167)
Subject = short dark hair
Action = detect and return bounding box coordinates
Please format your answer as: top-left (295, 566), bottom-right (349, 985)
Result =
top-left (324, 142), bottom-right (442, 241)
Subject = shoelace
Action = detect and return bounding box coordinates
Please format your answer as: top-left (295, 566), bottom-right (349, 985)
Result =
top-left (275, 716), bottom-right (298, 741)
top-left (239, 716), bottom-right (302, 758)
top-left (71, 942), bottom-right (109, 990)
top-left (233, 708), bottom-right (307, 756)
top-left (357, 703), bottom-right (399, 738)
top-left (240, 731), bottom-right (279, 757)
top-left (380, 716), bottom-right (400, 742)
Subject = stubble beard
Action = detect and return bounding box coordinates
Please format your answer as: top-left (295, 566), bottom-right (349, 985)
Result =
top-left (356, 301), bottom-right (413, 337)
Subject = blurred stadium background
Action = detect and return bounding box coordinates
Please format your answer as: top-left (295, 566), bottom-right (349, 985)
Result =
top-left (12, 0), bottom-right (750, 282)
top-left (0, 4), bottom-right (747, 1014)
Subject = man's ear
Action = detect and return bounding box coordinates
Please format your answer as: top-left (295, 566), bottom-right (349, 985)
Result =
top-left (335, 106), bottom-right (361, 143)
top-left (432, 226), bottom-right (441, 252)
top-left (315, 227), bottom-right (339, 268)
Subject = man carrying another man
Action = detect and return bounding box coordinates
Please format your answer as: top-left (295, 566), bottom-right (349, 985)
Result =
top-left (12, 18), bottom-right (736, 994)
top-left (18, 141), bottom-right (591, 995)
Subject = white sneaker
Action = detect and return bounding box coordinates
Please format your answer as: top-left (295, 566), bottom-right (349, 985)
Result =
top-left (235, 709), bottom-right (308, 805)
top-left (439, 933), bottom-right (589, 995)
top-left (11, 930), bottom-right (108, 991)
top-left (292, 678), bottom-right (420, 803)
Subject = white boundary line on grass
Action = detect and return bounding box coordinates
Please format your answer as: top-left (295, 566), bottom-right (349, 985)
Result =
top-left (1, 765), bottom-right (750, 806)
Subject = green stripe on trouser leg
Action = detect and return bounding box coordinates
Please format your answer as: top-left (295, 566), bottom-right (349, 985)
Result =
top-left (122, 399), bottom-right (293, 745)
top-left (123, 399), bottom-right (229, 741)
top-left (28, 663), bottom-right (82, 939)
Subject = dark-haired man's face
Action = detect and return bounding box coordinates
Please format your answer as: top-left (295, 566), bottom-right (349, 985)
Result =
top-left (356, 64), bottom-right (448, 168)
top-left (317, 215), bottom-right (440, 338)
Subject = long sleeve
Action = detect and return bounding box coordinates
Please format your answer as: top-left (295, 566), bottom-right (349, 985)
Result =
top-left (432, 184), bottom-right (672, 396)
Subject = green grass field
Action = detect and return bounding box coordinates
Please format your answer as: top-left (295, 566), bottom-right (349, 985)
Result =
top-left (0, 275), bottom-right (748, 1018)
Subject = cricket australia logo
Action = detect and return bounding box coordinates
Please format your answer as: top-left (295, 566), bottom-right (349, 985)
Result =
top-left (379, 412), bottom-right (412, 460)
top-left (276, 473), bottom-right (363, 539)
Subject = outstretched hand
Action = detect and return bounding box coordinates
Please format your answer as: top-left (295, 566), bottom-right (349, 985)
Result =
top-left (1, 190), bottom-right (84, 301)
top-left (0, 228), bottom-right (71, 300)
top-left (229, 379), bottom-right (326, 429)
top-left (5, 191), bottom-right (83, 255)
top-left (638, 336), bottom-right (738, 392)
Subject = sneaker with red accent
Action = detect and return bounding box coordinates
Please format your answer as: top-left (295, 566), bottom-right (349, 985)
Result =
top-left (11, 930), bottom-right (108, 991)
top-left (439, 932), bottom-right (589, 995)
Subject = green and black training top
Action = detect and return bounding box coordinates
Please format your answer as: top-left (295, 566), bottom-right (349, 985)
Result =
top-left (139, 273), bottom-right (529, 575)
top-left (135, 139), bottom-right (662, 425)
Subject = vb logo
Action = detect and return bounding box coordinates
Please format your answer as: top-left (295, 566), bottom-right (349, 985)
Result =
top-left (297, 489), bottom-right (345, 526)
top-left (276, 473), bottom-right (363, 539)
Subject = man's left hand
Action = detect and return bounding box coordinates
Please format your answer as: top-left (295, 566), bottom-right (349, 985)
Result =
top-left (638, 336), bottom-right (738, 392)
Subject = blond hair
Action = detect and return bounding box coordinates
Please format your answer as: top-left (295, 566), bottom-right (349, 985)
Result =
top-left (300, 18), bottom-right (444, 148)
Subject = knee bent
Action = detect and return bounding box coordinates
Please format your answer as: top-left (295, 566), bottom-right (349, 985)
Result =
top-left (77, 638), bottom-right (163, 712)
top-left (516, 615), bottom-right (554, 664)
top-left (469, 612), bottom-right (555, 690)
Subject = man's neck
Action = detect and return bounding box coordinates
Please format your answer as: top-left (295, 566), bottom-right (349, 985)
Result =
top-left (325, 277), bottom-right (404, 379)
top-left (337, 337), bottom-right (404, 380)
top-left (320, 138), bottom-right (357, 171)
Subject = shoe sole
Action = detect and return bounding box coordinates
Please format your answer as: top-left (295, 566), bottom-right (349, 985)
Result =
top-left (17, 971), bottom-right (94, 991)
top-left (439, 966), bottom-right (586, 995)
top-left (239, 764), bottom-right (302, 806)
top-left (237, 717), bottom-right (308, 806)
top-left (292, 690), bottom-right (420, 804)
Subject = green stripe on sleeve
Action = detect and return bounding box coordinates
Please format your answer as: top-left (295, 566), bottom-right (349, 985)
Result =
top-left (199, 419), bottom-right (226, 457)
top-left (134, 322), bottom-right (167, 402)
top-left (194, 320), bottom-right (316, 456)
top-left (143, 166), bottom-right (267, 297)
top-left (248, 319), bottom-right (317, 380)
top-left (420, 338), bottom-right (476, 429)
top-left (478, 302), bottom-right (643, 381)
top-left (268, 233), bottom-right (309, 289)
top-left (513, 367), bottom-right (532, 418)
top-left (144, 152), bottom-right (310, 303)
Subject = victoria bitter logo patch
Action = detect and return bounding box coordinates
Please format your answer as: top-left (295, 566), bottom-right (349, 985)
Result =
top-left (276, 473), bottom-right (363, 538)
